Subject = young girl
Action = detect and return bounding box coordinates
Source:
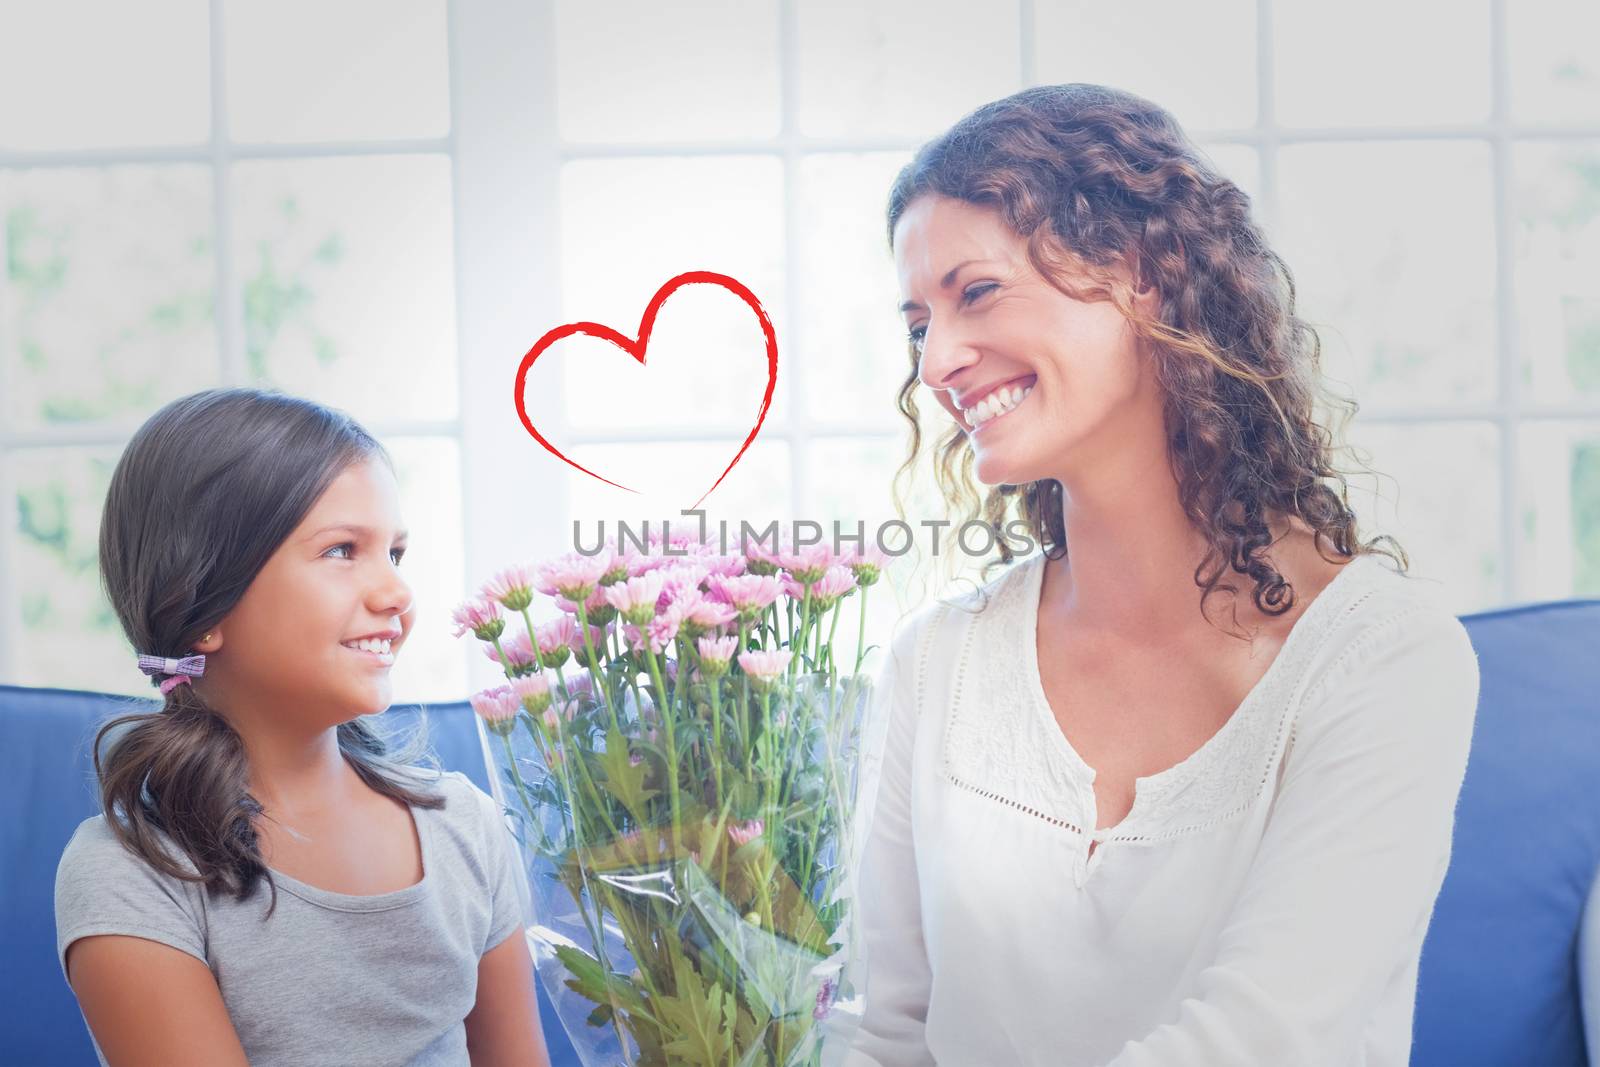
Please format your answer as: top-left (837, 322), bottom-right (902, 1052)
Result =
top-left (54, 387), bottom-right (553, 1067)
top-left (845, 84), bottom-right (1480, 1065)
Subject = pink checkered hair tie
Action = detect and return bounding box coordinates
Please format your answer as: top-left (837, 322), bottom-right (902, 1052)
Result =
top-left (136, 653), bottom-right (207, 696)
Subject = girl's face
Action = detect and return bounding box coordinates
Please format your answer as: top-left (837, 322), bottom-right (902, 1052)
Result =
top-left (207, 457), bottom-right (414, 726)
top-left (893, 193), bottom-right (1160, 487)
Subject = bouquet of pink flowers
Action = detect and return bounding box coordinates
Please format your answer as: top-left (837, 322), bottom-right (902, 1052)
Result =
top-left (455, 529), bottom-right (891, 1066)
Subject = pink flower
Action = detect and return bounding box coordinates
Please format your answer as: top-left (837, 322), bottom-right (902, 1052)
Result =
top-left (555, 585), bottom-right (617, 627)
top-left (484, 628), bottom-right (538, 673)
top-left (697, 635), bottom-right (739, 676)
top-left (743, 535), bottom-right (787, 575)
top-left (738, 648), bottom-right (792, 689)
top-left (702, 554), bottom-right (748, 579)
top-left (841, 544), bottom-right (891, 587)
top-left (603, 572), bottom-right (666, 626)
top-left (567, 621), bottom-right (611, 668)
top-left (807, 564), bottom-right (858, 611)
top-left (536, 551), bottom-right (613, 601)
top-left (814, 977), bottom-right (837, 1022)
top-left (779, 542), bottom-right (833, 583)
top-left (706, 573), bottom-right (783, 621)
top-left (672, 589), bottom-right (737, 638)
top-left (511, 673), bottom-right (553, 717)
top-left (622, 604), bottom-right (680, 655)
top-left (469, 685), bottom-right (520, 736)
top-left (532, 616), bottom-right (574, 669)
top-left (653, 562), bottom-right (710, 608)
top-left (728, 819), bottom-right (764, 847)
top-left (451, 595), bottom-right (505, 641)
top-left (536, 615), bottom-right (577, 653)
top-left (481, 563), bottom-right (539, 612)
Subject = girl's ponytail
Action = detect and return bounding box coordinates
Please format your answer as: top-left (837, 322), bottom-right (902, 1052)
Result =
top-left (91, 679), bottom-right (269, 903)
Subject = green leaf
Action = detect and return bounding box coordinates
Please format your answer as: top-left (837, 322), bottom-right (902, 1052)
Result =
top-left (593, 726), bottom-right (659, 824)
top-left (655, 954), bottom-right (738, 1065)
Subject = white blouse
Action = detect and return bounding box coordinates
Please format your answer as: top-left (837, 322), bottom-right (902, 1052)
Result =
top-left (841, 549), bottom-right (1480, 1067)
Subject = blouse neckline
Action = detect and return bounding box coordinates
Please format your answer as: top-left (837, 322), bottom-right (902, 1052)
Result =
top-left (1019, 550), bottom-right (1380, 838)
top-left (266, 798), bottom-right (432, 913)
top-left (939, 548), bottom-right (1389, 886)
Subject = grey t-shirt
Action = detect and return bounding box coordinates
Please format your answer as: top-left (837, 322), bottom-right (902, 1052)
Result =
top-left (54, 769), bottom-right (532, 1067)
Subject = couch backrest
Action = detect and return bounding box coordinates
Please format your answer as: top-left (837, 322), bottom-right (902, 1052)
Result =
top-left (1414, 600), bottom-right (1600, 1066)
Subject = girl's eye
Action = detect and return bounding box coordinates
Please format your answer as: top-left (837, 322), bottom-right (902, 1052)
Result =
top-left (324, 542), bottom-right (406, 565)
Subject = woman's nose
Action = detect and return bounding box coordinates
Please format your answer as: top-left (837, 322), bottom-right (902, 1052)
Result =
top-left (916, 317), bottom-right (980, 393)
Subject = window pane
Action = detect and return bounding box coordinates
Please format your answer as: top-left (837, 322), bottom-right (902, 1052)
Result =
top-left (795, 0), bottom-right (1020, 139)
top-left (0, 0), bottom-right (209, 151)
top-left (385, 436), bottom-right (467, 703)
top-left (1275, 0), bottom-right (1491, 127)
top-left (1517, 421), bottom-right (1600, 600)
top-left (1513, 141), bottom-right (1600, 405)
top-left (565, 439), bottom-right (792, 525)
top-left (796, 152), bottom-right (912, 427)
top-left (1276, 142), bottom-right (1497, 409)
top-left (8, 447), bottom-right (131, 694)
top-left (556, 0), bottom-right (779, 142)
top-left (1508, 0), bottom-right (1600, 124)
top-left (1033, 0), bottom-right (1257, 132)
top-left (1342, 420), bottom-right (1502, 614)
top-left (225, 0), bottom-right (450, 143)
top-left (231, 155), bottom-right (459, 424)
top-left (1, 165), bottom-right (218, 430)
top-left (557, 157), bottom-right (787, 432)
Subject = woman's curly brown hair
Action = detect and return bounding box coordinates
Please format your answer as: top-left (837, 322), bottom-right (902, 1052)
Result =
top-left (886, 83), bottom-right (1408, 637)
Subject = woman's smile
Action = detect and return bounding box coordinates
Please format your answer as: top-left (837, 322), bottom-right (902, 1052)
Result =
top-left (961, 378), bottom-right (1036, 433)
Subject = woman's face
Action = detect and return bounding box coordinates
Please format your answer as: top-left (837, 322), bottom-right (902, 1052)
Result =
top-left (893, 193), bottom-right (1159, 487)
top-left (208, 456), bottom-right (415, 726)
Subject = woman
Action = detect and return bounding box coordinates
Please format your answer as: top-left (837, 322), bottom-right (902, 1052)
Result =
top-left (843, 84), bottom-right (1480, 1066)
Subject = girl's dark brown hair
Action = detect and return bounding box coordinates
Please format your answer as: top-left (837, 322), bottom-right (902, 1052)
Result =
top-left (93, 387), bottom-right (444, 917)
top-left (886, 83), bottom-right (1408, 634)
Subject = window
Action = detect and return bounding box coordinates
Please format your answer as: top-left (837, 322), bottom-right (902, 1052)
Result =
top-left (3, 0), bottom-right (1596, 699)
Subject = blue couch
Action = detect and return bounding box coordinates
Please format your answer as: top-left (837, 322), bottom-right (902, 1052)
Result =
top-left (4, 596), bottom-right (1598, 1066)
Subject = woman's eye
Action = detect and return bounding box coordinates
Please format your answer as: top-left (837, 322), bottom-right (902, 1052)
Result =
top-left (962, 283), bottom-right (997, 304)
top-left (325, 542), bottom-right (354, 559)
top-left (905, 325), bottom-right (927, 350)
top-left (390, 549), bottom-right (406, 565)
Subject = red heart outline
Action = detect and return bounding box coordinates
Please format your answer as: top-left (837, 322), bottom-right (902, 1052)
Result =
top-left (513, 270), bottom-right (779, 512)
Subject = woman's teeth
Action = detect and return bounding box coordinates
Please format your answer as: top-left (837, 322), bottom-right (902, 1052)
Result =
top-left (965, 384), bottom-right (1033, 429)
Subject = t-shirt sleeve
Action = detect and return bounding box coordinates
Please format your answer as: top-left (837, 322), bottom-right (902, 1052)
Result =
top-left (1102, 602), bottom-right (1481, 1067)
top-left (467, 774), bottom-right (533, 956)
top-left (842, 608), bottom-right (940, 1067)
top-left (54, 817), bottom-right (208, 987)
